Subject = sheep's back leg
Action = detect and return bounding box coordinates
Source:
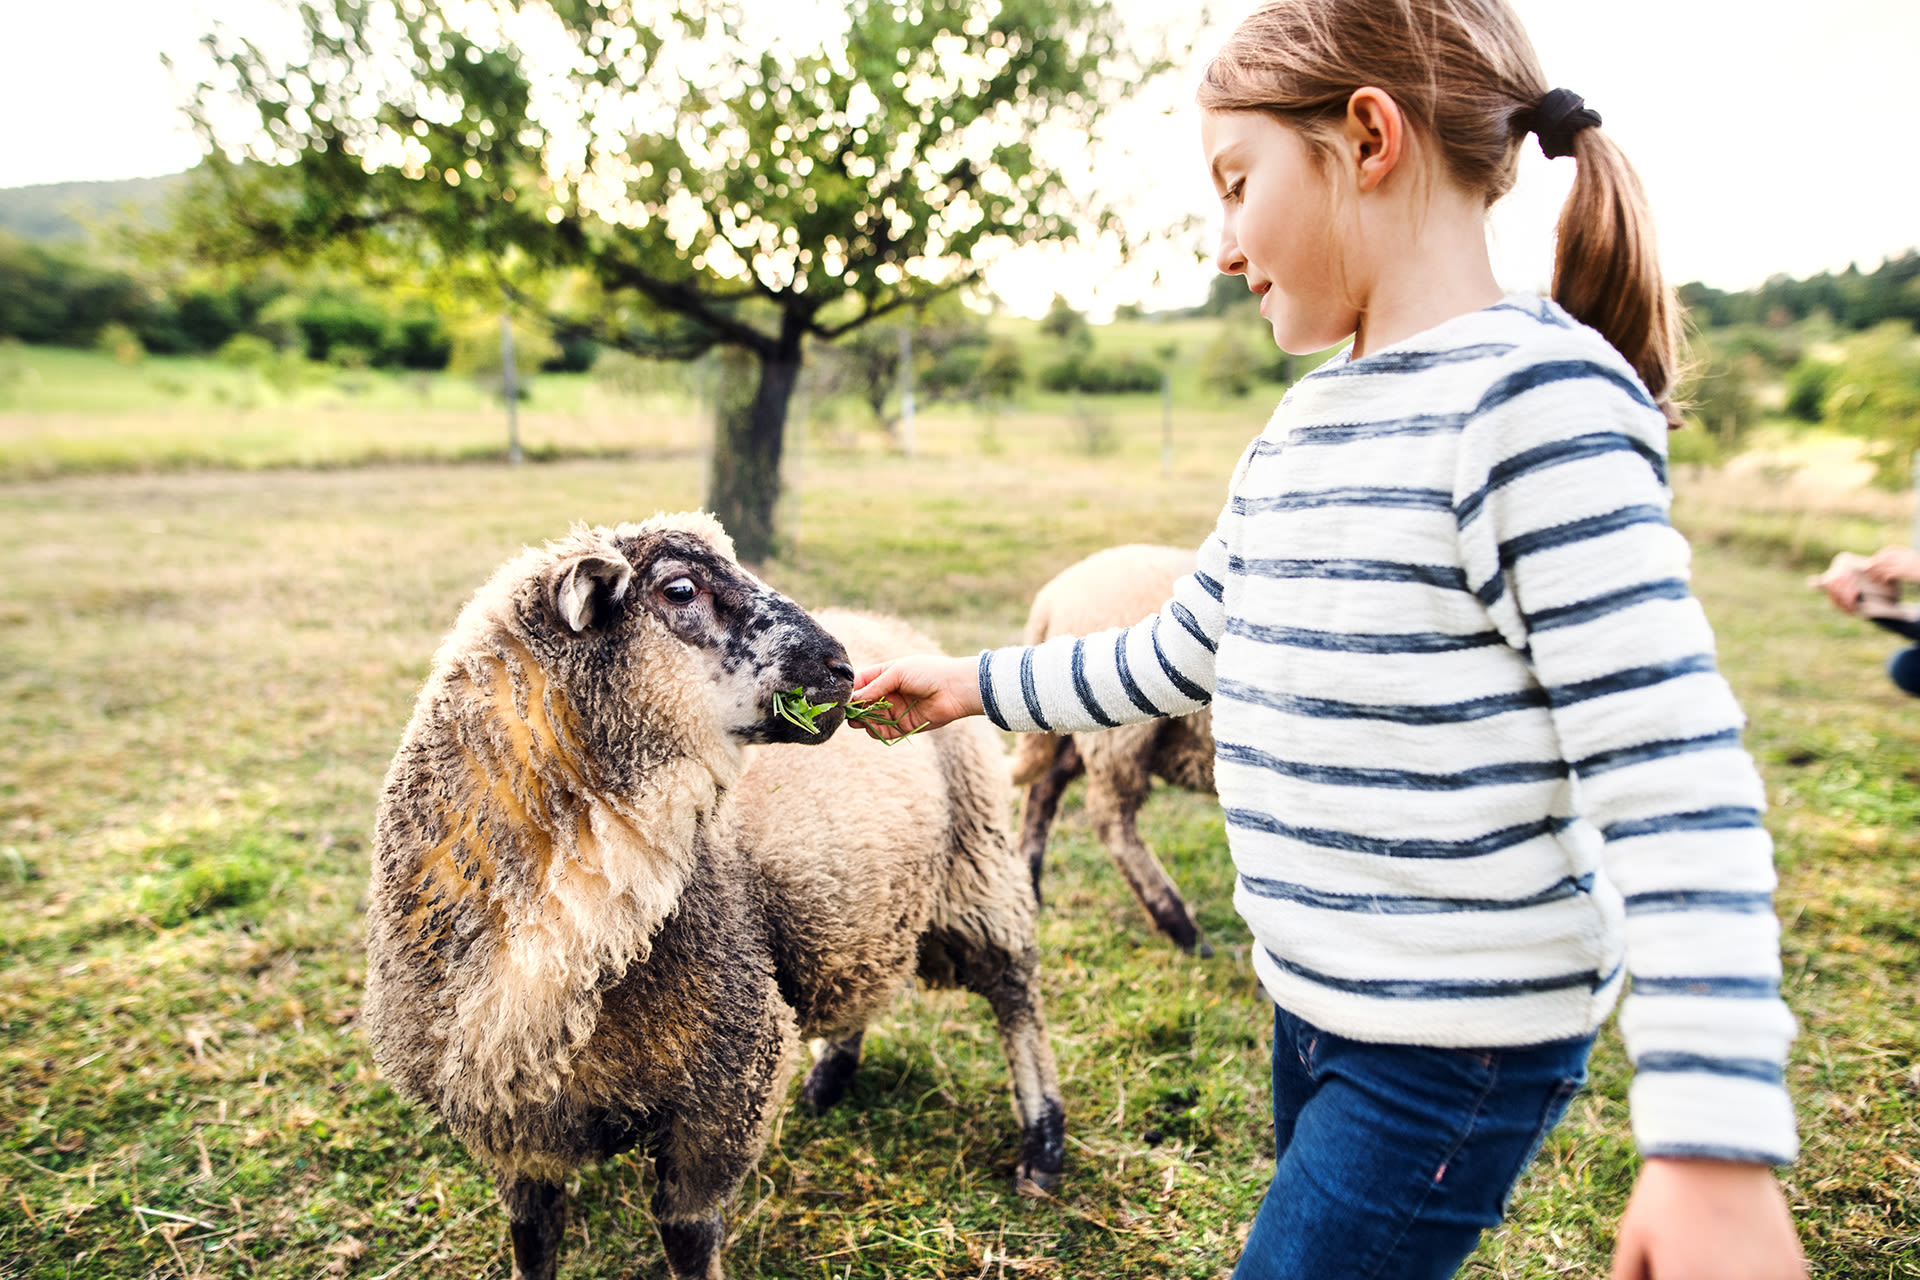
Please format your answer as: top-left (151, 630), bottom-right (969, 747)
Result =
top-left (498, 1174), bottom-right (565, 1280)
top-left (798, 1030), bottom-right (864, 1111)
top-left (919, 930), bottom-right (1066, 1189)
top-left (1016, 735), bottom-right (1082, 905)
top-left (1082, 733), bottom-right (1208, 956)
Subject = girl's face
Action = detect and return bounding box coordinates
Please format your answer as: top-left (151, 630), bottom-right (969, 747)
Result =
top-left (1202, 109), bottom-right (1359, 355)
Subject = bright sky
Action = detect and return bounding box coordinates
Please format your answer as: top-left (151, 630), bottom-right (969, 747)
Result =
top-left (2, 0), bottom-right (1915, 315)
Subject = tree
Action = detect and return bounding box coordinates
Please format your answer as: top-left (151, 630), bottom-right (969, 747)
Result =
top-left (184, 0), bottom-right (1160, 558)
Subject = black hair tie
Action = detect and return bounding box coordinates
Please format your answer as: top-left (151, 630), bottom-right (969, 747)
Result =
top-left (1530, 88), bottom-right (1601, 159)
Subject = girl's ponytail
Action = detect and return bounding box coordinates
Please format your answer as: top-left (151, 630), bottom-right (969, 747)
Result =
top-left (1552, 127), bottom-right (1683, 428)
top-left (1201, 0), bottom-right (1685, 427)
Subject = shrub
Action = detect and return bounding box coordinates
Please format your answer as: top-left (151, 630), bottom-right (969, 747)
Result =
top-left (1039, 353), bottom-right (1161, 395)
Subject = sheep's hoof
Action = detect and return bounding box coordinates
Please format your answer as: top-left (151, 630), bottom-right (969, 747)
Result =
top-left (799, 1033), bottom-right (863, 1112)
top-left (1015, 1165), bottom-right (1062, 1196)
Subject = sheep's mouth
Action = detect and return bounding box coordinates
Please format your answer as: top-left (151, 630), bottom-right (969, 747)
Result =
top-left (762, 686), bottom-right (850, 744)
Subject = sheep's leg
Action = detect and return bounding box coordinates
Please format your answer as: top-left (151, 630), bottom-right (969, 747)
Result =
top-left (973, 947), bottom-right (1067, 1189)
top-left (498, 1173), bottom-right (565, 1280)
top-left (1016, 735), bottom-right (1083, 904)
top-left (1084, 748), bottom-right (1208, 956)
top-left (799, 1031), bottom-right (864, 1111)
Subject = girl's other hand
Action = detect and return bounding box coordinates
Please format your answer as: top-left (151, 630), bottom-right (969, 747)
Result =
top-left (1610, 1158), bottom-right (1805, 1280)
top-left (1864, 544), bottom-right (1920, 586)
top-left (849, 655), bottom-right (984, 739)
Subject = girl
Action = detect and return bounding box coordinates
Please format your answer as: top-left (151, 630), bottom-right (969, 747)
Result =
top-left (852, 1), bottom-right (1807, 1276)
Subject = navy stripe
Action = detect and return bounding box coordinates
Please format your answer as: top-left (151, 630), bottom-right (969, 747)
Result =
top-left (1526, 578), bottom-right (1692, 633)
top-left (1637, 1051), bottom-right (1784, 1086)
top-left (1194, 569), bottom-right (1225, 602)
top-left (1278, 412), bottom-right (1469, 447)
top-left (1632, 975), bottom-right (1779, 999)
top-left (1230, 556), bottom-right (1471, 591)
top-left (1018, 648), bottom-right (1052, 732)
top-left (1225, 617), bottom-right (1505, 654)
top-left (1313, 343), bottom-right (1518, 377)
top-left (1489, 299), bottom-right (1570, 328)
top-left (1240, 871), bottom-right (1592, 913)
top-left (1603, 806), bottom-right (1763, 841)
top-left (1225, 808), bottom-right (1574, 858)
top-left (1217, 677), bottom-right (1546, 725)
top-left (1113, 635), bottom-right (1163, 717)
top-left (1150, 616), bottom-right (1209, 704)
top-left (1545, 654), bottom-right (1719, 710)
top-left (1574, 728), bottom-right (1744, 776)
top-left (978, 651), bottom-right (1009, 731)
top-left (1069, 638), bottom-right (1119, 729)
top-left (1498, 505), bottom-right (1669, 569)
top-left (1234, 487), bottom-right (1453, 515)
top-left (1456, 433), bottom-right (1668, 527)
top-left (1265, 948), bottom-right (1611, 999)
top-left (1623, 889), bottom-right (1775, 916)
top-left (1476, 359), bottom-right (1657, 417)
top-left (1170, 600), bottom-right (1217, 654)
top-left (1474, 573), bottom-right (1505, 608)
top-left (1218, 741), bottom-right (1567, 791)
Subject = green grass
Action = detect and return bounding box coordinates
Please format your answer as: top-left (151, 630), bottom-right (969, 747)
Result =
top-left (2, 405), bottom-right (1917, 1277)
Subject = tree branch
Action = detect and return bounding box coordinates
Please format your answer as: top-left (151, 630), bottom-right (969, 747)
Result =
top-left (810, 272), bottom-right (977, 341)
top-left (590, 248), bottom-right (778, 356)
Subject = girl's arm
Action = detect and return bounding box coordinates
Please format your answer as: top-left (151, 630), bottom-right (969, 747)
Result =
top-left (854, 455), bottom-right (1250, 739)
top-left (1452, 353), bottom-right (1801, 1270)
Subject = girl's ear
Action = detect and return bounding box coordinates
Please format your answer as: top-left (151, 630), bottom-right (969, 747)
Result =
top-left (1342, 86), bottom-right (1405, 193)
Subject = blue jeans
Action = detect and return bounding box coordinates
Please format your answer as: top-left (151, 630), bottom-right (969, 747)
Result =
top-left (1233, 1005), bottom-right (1594, 1280)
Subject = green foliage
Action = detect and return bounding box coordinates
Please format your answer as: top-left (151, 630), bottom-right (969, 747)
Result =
top-left (1040, 295), bottom-right (1092, 348)
top-left (1038, 351), bottom-right (1161, 394)
top-left (1819, 322), bottom-right (1920, 488)
top-left (1201, 326), bottom-right (1257, 399)
top-left (1785, 358), bottom-right (1837, 423)
top-left (1679, 250), bottom-right (1920, 332)
top-left (0, 232), bottom-right (144, 347)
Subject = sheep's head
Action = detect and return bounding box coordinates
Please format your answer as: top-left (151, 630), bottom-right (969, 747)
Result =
top-left (452, 512), bottom-right (855, 795)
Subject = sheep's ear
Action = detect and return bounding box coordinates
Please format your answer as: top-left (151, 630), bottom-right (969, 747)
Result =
top-left (553, 551), bottom-right (634, 633)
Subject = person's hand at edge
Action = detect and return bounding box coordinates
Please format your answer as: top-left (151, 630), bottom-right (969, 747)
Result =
top-left (1610, 1158), bottom-right (1804, 1280)
top-left (850, 655), bottom-right (984, 739)
top-left (1864, 544), bottom-right (1920, 587)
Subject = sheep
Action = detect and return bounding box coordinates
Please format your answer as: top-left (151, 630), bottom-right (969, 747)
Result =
top-left (1010, 544), bottom-right (1218, 956)
top-left (364, 512), bottom-right (1065, 1280)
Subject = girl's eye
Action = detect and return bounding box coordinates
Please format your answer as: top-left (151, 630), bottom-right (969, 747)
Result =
top-left (1224, 179), bottom-right (1245, 203)
top-left (661, 578), bottom-right (698, 605)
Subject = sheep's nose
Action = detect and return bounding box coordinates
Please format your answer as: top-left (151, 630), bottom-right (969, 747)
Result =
top-left (827, 659), bottom-right (855, 685)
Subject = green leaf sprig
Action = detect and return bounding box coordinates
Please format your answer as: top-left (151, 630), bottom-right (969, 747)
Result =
top-left (772, 688), bottom-right (926, 745)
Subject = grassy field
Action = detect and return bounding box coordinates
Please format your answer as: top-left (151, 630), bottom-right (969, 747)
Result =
top-left (2, 375), bottom-right (1917, 1278)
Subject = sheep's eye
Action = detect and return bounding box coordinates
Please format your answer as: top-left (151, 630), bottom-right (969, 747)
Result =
top-left (661, 577), bottom-right (699, 605)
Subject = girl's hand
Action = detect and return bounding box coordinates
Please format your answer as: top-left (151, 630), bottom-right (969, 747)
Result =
top-left (1865, 544), bottom-right (1920, 586)
top-left (849, 655), bottom-right (984, 739)
top-left (1610, 1158), bottom-right (1804, 1280)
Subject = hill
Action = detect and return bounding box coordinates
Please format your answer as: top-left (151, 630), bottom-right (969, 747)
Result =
top-left (0, 174), bottom-right (187, 244)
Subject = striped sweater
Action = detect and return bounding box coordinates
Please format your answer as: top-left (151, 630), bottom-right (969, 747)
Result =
top-left (981, 295), bottom-right (1797, 1164)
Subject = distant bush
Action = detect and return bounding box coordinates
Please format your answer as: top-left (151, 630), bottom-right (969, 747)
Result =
top-left (216, 332), bottom-right (276, 370)
top-left (543, 334), bottom-right (601, 373)
top-left (1784, 359), bottom-right (1837, 422)
top-left (1039, 352), bottom-right (1161, 395)
top-left (1202, 328), bottom-right (1257, 398)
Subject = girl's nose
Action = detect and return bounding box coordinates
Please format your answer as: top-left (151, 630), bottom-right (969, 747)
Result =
top-left (1215, 228), bottom-right (1246, 277)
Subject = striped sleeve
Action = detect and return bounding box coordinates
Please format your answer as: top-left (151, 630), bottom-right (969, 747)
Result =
top-left (1453, 358), bottom-right (1798, 1164)
top-left (979, 526), bottom-right (1230, 735)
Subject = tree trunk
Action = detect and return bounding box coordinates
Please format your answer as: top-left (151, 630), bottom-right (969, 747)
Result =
top-left (708, 318), bottom-right (803, 564)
